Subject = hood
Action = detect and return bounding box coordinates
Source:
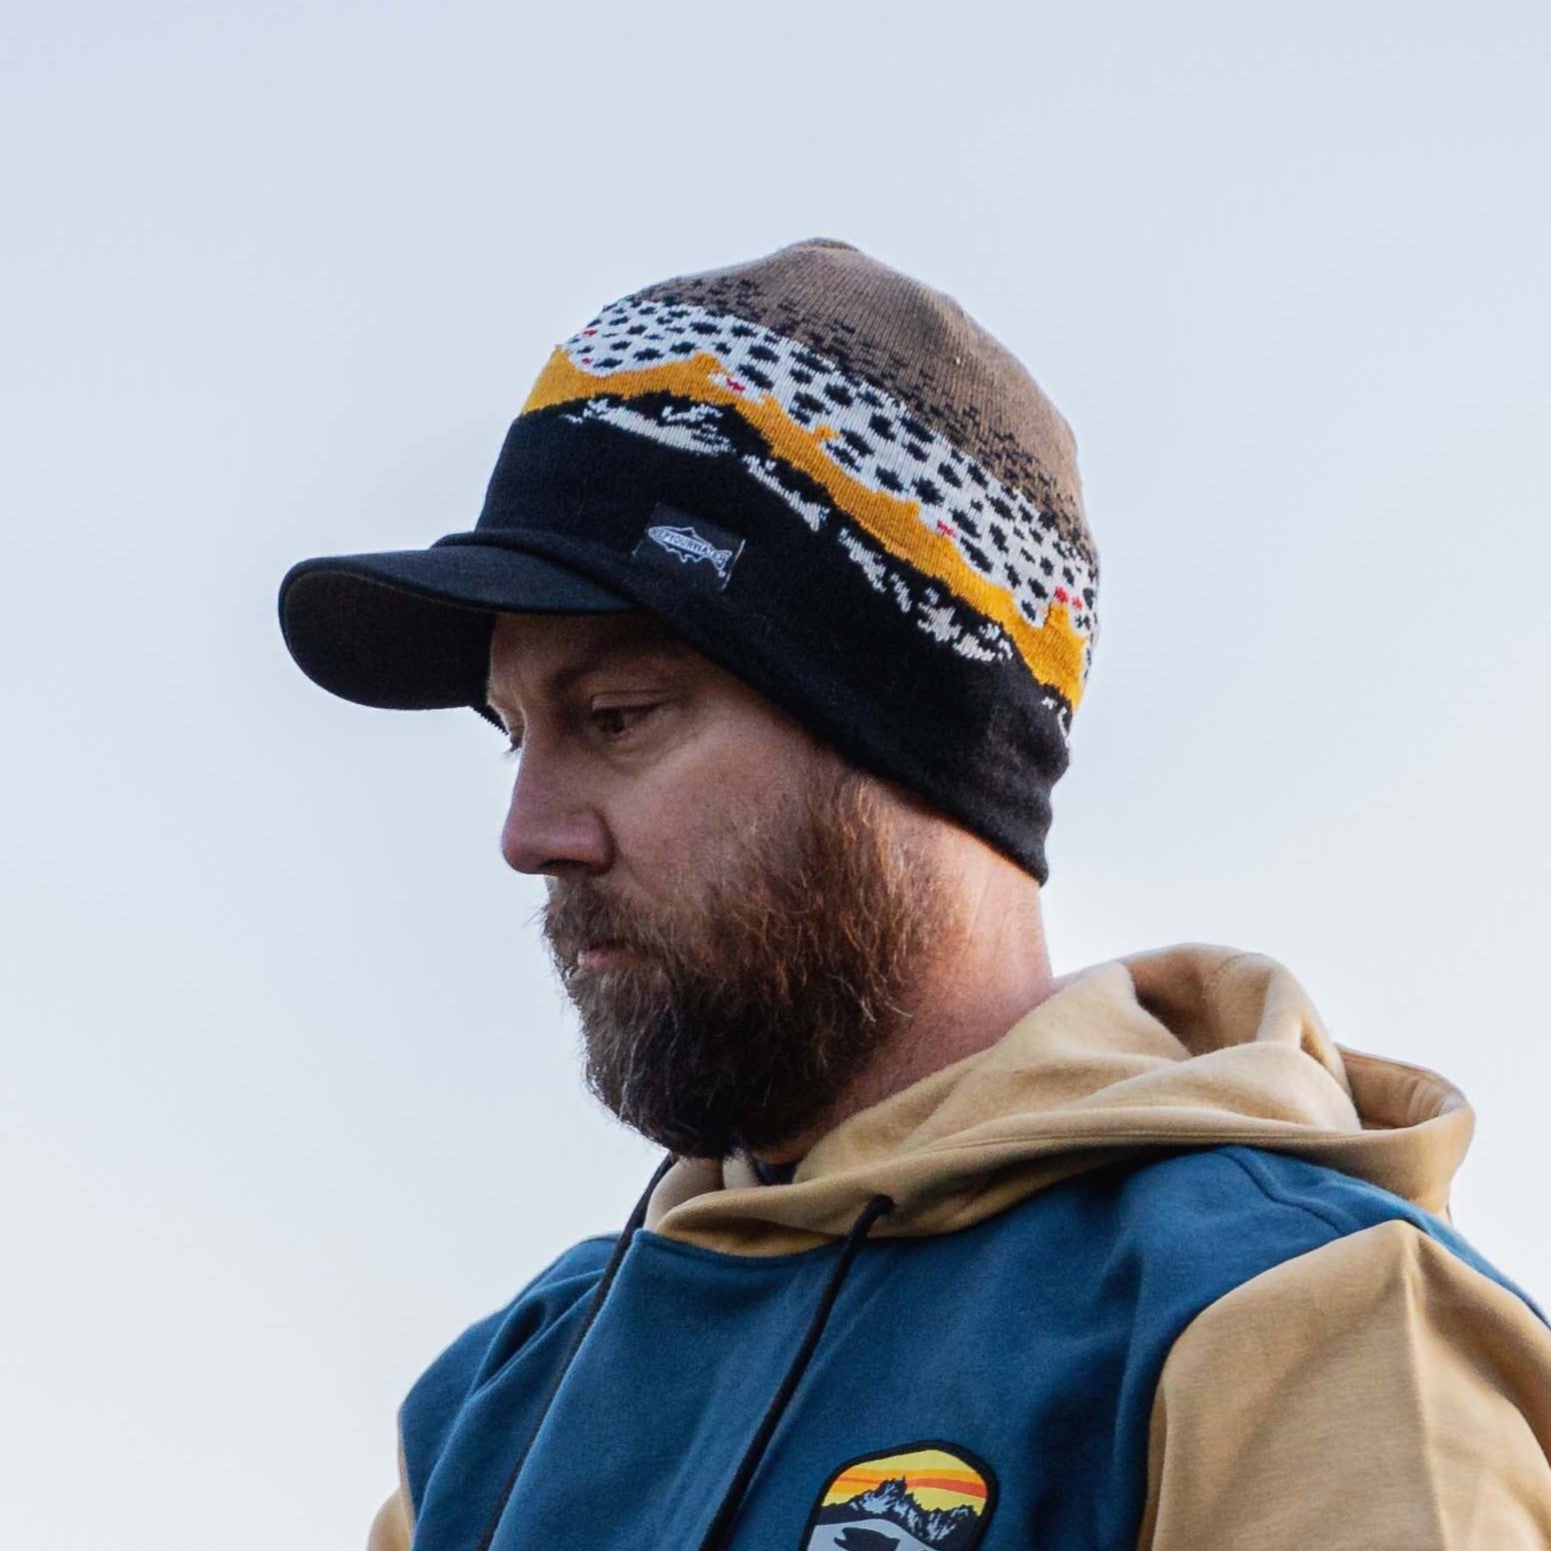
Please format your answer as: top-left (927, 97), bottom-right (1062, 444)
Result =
top-left (644, 944), bottom-right (1473, 1255)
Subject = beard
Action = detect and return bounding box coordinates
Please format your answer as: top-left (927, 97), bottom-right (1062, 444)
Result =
top-left (541, 768), bottom-right (957, 1160)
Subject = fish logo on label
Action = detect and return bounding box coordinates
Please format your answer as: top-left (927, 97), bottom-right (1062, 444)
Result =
top-left (799, 1443), bottom-right (996, 1551)
top-left (632, 506), bottom-right (746, 592)
top-left (644, 524), bottom-right (736, 579)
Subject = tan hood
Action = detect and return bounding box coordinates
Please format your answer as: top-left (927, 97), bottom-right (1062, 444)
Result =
top-left (644, 944), bottom-right (1473, 1255)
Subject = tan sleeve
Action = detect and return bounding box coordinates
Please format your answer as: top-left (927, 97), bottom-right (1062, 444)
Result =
top-left (365, 1429), bottom-right (415, 1551)
top-left (1139, 1219), bottom-right (1551, 1550)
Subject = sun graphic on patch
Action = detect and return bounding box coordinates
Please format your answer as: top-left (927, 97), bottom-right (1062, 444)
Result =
top-left (799, 1442), bottom-right (997, 1551)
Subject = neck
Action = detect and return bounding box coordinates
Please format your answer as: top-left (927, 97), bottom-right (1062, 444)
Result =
top-left (752, 839), bottom-right (1053, 1167)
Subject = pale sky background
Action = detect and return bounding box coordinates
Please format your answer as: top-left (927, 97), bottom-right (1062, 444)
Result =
top-left (3, 2), bottom-right (1549, 1545)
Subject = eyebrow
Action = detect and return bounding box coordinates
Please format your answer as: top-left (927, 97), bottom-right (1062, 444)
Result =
top-left (485, 629), bottom-right (693, 720)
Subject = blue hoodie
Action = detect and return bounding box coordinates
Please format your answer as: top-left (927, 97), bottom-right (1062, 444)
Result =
top-left (367, 948), bottom-right (1551, 1551)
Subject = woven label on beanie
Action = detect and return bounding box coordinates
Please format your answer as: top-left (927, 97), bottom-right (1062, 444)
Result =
top-left (633, 503), bottom-right (746, 591)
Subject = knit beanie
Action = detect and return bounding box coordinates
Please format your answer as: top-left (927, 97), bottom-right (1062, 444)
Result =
top-left (279, 238), bottom-right (1098, 882)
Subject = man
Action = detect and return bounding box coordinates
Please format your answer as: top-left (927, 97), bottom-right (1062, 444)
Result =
top-left (279, 239), bottom-right (1551, 1551)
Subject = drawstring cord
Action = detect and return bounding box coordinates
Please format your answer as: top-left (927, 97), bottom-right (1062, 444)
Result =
top-left (473, 1152), bottom-right (677, 1551)
top-left (694, 1191), bottom-right (896, 1551)
top-left (473, 1164), bottom-right (894, 1551)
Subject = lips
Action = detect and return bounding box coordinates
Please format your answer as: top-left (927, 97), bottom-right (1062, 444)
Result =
top-left (545, 885), bottom-right (660, 976)
top-left (574, 941), bottom-right (643, 972)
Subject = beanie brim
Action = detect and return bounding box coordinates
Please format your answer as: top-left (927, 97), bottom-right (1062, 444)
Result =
top-left (279, 541), bottom-right (631, 711)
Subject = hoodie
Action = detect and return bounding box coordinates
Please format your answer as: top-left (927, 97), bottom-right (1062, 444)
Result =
top-left (366, 946), bottom-right (1551, 1550)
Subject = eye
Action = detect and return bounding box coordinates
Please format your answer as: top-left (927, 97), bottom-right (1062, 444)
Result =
top-left (590, 703), bottom-right (656, 741)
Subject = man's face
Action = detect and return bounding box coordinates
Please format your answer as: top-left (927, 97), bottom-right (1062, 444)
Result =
top-left (487, 611), bottom-right (956, 1160)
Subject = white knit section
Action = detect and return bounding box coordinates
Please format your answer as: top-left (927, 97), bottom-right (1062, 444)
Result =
top-left (556, 295), bottom-right (1097, 691)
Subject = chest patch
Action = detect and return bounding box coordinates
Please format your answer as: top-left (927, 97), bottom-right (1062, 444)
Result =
top-left (799, 1442), bottom-right (996, 1551)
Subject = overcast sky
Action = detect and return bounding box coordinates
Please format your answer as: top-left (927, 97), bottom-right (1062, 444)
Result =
top-left (4, 2), bottom-right (1549, 1545)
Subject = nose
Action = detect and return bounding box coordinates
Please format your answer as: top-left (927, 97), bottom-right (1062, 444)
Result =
top-left (499, 744), bottom-right (612, 877)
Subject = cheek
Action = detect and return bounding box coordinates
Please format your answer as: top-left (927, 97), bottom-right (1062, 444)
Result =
top-left (608, 735), bottom-right (816, 889)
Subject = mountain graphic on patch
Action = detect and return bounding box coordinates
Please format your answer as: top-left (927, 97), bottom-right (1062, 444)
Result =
top-left (800, 1444), bottom-right (996, 1551)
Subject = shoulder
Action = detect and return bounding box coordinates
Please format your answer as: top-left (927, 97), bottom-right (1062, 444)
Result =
top-left (408, 1235), bottom-right (616, 1407)
top-left (1118, 1150), bottom-right (1551, 1547)
top-left (1053, 1145), bottom-right (1541, 1366)
top-left (1112, 1143), bottom-right (1428, 1237)
top-left (1140, 1213), bottom-right (1551, 1548)
top-left (1102, 1143), bottom-right (1531, 1295)
top-left (1079, 1146), bottom-right (1399, 1301)
top-left (399, 1235), bottom-right (617, 1503)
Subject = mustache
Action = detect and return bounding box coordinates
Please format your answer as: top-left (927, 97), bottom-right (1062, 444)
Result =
top-left (542, 882), bottom-right (663, 971)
